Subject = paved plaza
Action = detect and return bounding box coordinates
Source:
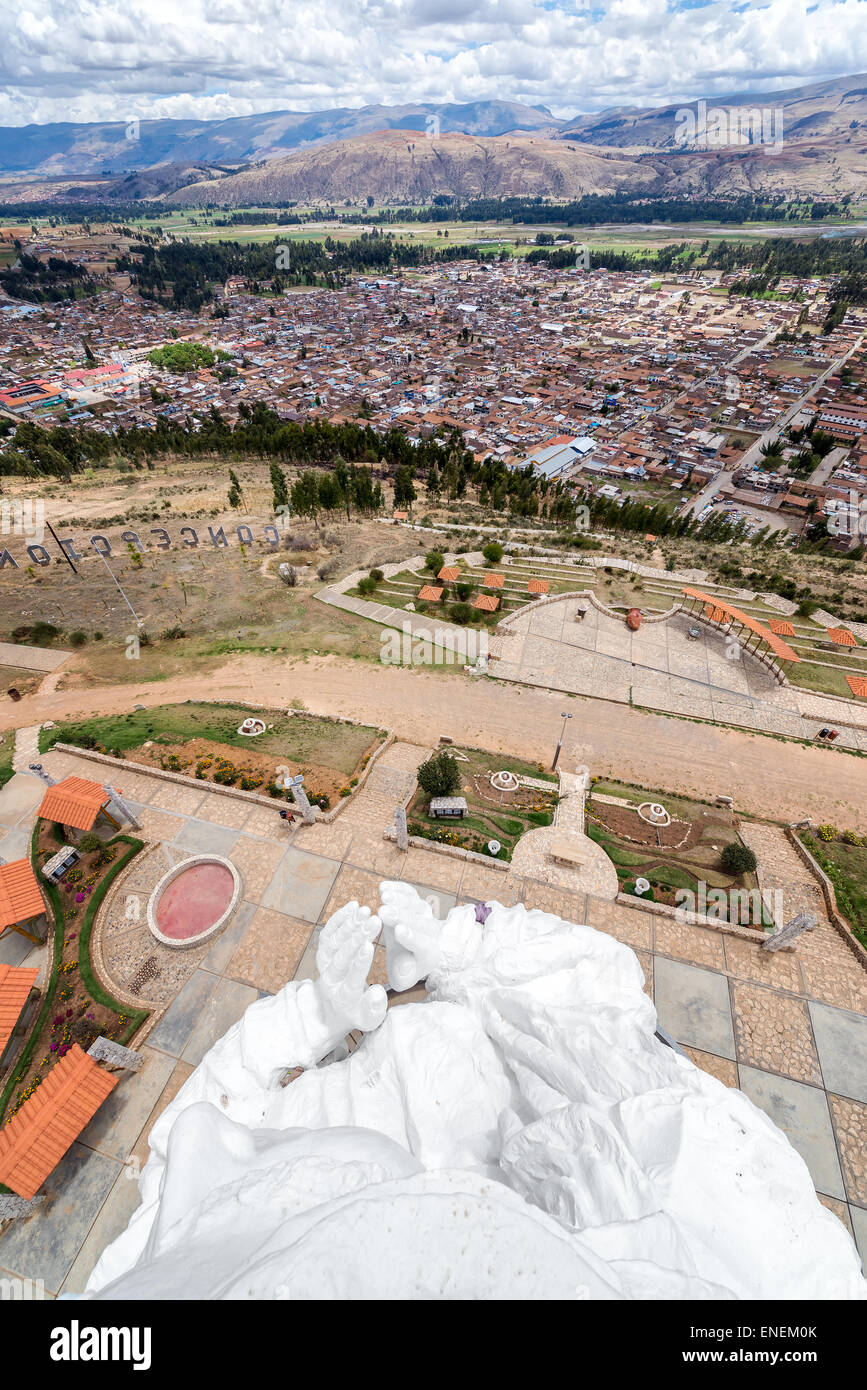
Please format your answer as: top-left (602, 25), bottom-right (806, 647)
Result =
top-left (490, 597), bottom-right (867, 744)
top-left (0, 741), bottom-right (866, 1293)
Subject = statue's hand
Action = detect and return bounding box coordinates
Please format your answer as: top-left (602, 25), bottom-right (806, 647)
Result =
top-left (379, 882), bottom-right (443, 991)
top-left (316, 902), bottom-right (387, 1036)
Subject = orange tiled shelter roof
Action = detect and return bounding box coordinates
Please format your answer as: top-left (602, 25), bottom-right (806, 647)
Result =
top-left (846, 675), bottom-right (867, 698)
top-left (474, 593), bottom-right (500, 612)
top-left (0, 964), bottom-right (39, 1055)
top-left (769, 618), bottom-right (796, 637)
top-left (0, 859), bottom-right (44, 930)
top-left (704, 603), bottom-right (728, 623)
top-left (417, 585), bottom-right (444, 602)
top-left (437, 566), bottom-right (460, 582)
top-left (828, 627), bottom-right (857, 647)
top-left (483, 572), bottom-right (505, 589)
top-left (527, 579), bottom-right (550, 595)
top-left (0, 1045), bottom-right (118, 1200)
top-left (684, 587), bottom-right (800, 663)
top-left (37, 776), bottom-right (109, 832)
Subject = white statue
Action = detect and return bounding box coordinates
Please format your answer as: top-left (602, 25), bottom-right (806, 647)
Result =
top-left (83, 889), bottom-right (867, 1301)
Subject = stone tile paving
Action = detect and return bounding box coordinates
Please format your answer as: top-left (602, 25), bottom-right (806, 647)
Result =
top-left (738, 1064), bottom-right (846, 1201)
top-left (654, 917), bottom-right (726, 971)
top-left (227, 909), bottom-right (315, 995)
top-left (828, 1096), bottom-right (867, 1207)
top-left (732, 982), bottom-right (822, 1085)
top-left (4, 741), bottom-right (867, 1288)
top-left (683, 1047), bottom-right (739, 1089)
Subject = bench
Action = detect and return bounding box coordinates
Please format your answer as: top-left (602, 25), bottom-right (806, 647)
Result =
top-left (549, 838), bottom-right (587, 868)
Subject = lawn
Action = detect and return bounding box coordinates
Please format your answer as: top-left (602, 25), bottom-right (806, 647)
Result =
top-left (586, 778), bottom-right (768, 923)
top-left (39, 702), bottom-right (386, 804)
top-left (407, 745), bottom-right (558, 861)
top-left (0, 733), bottom-right (13, 790)
top-left (799, 832), bottom-right (867, 949)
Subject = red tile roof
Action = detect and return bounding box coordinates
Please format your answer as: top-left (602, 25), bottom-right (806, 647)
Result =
top-left (0, 859), bottom-right (45, 930)
top-left (528, 579), bottom-right (549, 595)
top-left (417, 585), bottom-right (444, 602)
top-left (686, 588), bottom-right (800, 663)
top-left (0, 965), bottom-right (39, 1055)
top-left (438, 566), bottom-right (460, 582)
top-left (474, 593), bottom-right (500, 612)
top-left (37, 776), bottom-right (109, 832)
top-left (768, 619), bottom-right (795, 637)
top-left (482, 572), bottom-right (505, 588)
top-left (828, 627), bottom-right (856, 647)
top-left (0, 1045), bottom-right (118, 1199)
top-left (846, 675), bottom-right (867, 698)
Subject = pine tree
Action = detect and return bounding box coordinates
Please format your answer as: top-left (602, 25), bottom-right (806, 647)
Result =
top-left (227, 468), bottom-right (243, 509)
top-left (270, 461), bottom-right (289, 512)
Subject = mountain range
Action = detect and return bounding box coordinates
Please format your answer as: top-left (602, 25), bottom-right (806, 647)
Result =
top-left (1, 76), bottom-right (866, 205)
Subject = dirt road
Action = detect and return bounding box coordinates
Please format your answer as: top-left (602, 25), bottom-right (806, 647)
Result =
top-left (4, 653), bottom-right (866, 829)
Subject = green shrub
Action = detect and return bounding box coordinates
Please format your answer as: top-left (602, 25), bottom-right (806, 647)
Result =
top-left (425, 549), bottom-right (445, 574)
top-left (720, 841), bottom-right (757, 875)
top-left (449, 602), bottom-right (474, 624)
top-left (369, 568), bottom-right (384, 583)
top-left (69, 631), bottom-right (88, 648)
top-left (482, 541), bottom-right (504, 564)
top-left (417, 750), bottom-right (462, 798)
top-left (79, 831), bottom-right (102, 853)
top-left (357, 576), bottom-right (377, 596)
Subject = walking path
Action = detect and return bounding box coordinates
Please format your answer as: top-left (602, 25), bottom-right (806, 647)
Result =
top-left (3, 654), bottom-right (867, 829)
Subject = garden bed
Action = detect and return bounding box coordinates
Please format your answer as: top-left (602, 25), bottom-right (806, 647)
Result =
top-left (406, 746), bottom-right (558, 861)
top-left (40, 703), bottom-right (387, 809)
top-left (0, 824), bottom-right (149, 1129)
top-left (798, 828), bottom-right (867, 949)
top-left (586, 780), bottom-right (765, 922)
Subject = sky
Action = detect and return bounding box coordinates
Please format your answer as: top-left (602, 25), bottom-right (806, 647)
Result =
top-left (2, 0), bottom-right (867, 127)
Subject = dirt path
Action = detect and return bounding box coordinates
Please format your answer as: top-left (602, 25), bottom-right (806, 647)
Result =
top-left (4, 653), bottom-right (866, 829)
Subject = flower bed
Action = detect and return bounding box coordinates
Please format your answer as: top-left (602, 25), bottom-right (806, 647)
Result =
top-left (0, 824), bottom-right (149, 1129)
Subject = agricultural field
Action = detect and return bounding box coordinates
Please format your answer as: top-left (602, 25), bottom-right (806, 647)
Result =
top-left (585, 777), bottom-right (769, 924)
top-left (407, 745), bottom-right (557, 861)
top-left (39, 702), bottom-right (386, 806)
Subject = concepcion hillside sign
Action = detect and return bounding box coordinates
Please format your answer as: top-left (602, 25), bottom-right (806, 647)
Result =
top-left (0, 519), bottom-right (288, 570)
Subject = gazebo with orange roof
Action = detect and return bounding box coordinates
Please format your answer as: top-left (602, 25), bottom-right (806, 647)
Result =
top-left (0, 964), bottom-right (39, 1058)
top-left (0, 1044), bottom-right (118, 1200)
top-left (682, 586), bottom-right (801, 677)
top-left (0, 858), bottom-right (46, 945)
top-left (827, 627), bottom-right (857, 647)
top-left (482, 572), bottom-right (505, 589)
top-left (37, 776), bottom-right (118, 834)
top-left (437, 565), bottom-right (460, 583)
top-left (528, 578), bottom-right (550, 596)
top-left (417, 584), bottom-right (444, 603)
top-left (474, 593), bottom-right (500, 613)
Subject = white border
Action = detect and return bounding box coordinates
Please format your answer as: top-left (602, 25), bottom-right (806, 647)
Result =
top-left (147, 854), bottom-right (243, 951)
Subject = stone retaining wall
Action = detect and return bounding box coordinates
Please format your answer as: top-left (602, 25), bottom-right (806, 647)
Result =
top-left (53, 725), bottom-right (395, 825)
top-left (384, 825), bottom-right (509, 871)
top-left (614, 890), bottom-right (767, 944)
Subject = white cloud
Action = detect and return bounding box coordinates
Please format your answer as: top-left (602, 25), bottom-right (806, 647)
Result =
top-left (0, 0), bottom-right (866, 126)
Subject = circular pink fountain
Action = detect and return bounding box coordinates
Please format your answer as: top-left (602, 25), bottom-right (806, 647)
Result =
top-left (148, 855), bottom-right (242, 949)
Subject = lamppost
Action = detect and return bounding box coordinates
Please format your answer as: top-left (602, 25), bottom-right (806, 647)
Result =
top-left (552, 711), bottom-right (572, 771)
